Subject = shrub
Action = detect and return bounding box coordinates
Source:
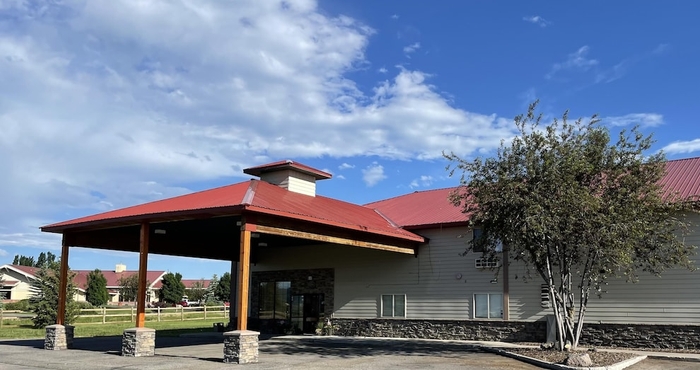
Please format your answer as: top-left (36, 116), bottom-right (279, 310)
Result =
top-left (75, 301), bottom-right (94, 310)
top-left (4, 299), bottom-right (30, 311)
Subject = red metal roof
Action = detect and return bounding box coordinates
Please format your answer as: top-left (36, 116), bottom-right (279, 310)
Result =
top-left (660, 157), bottom-right (700, 201)
top-left (244, 160), bottom-right (332, 180)
top-left (8, 265), bottom-right (40, 277)
top-left (72, 270), bottom-right (166, 290)
top-left (366, 187), bottom-right (467, 229)
top-left (367, 157), bottom-right (700, 229)
top-left (43, 181), bottom-right (252, 231)
top-left (246, 181), bottom-right (423, 241)
top-left (40, 158), bottom-right (700, 239)
top-left (181, 279), bottom-right (211, 289)
top-left (41, 180), bottom-right (423, 242)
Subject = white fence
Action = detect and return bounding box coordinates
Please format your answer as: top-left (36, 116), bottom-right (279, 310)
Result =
top-left (78, 305), bottom-right (230, 325)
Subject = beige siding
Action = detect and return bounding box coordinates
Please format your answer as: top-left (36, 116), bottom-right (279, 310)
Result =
top-left (253, 226), bottom-right (503, 320)
top-left (508, 212), bottom-right (700, 325)
top-left (0, 268), bottom-right (34, 301)
top-left (254, 211), bottom-right (700, 324)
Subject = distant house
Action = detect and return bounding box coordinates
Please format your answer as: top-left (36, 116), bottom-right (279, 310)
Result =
top-left (0, 263), bottom-right (166, 304)
top-left (151, 278), bottom-right (211, 293)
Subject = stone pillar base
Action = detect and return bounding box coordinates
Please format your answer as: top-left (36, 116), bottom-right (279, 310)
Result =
top-left (121, 327), bottom-right (156, 357)
top-left (223, 330), bottom-right (259, 364)
top-left (45, 324), bottom-right (74, 350)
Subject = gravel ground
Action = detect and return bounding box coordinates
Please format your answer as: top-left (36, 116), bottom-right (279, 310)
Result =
top-left (505, 347), bottom-right (638, 366)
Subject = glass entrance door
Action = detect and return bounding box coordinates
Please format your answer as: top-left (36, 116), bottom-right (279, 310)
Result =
top-left (290, 293), bottom-right (325, 334)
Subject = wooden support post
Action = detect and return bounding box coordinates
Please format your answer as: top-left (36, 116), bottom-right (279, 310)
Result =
top-left (56, 237), bottom-right (70, 325)
top-left (136, 222), bottom-right (149, 328)
top-left (236, 228), bottom-right (252, 330)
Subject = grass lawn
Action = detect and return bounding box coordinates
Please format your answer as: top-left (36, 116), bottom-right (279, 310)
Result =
top-left (0, 318), bottom-right (230, 340)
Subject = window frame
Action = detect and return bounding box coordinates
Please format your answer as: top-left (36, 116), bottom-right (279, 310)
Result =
top-left (258, 280), bottom-right (291, 320)
top-left (473, 292), bottom-right (503, 319)
top-left (472, 228), bottom-right (503, 253)
top-left (380, 294), bottom-right (407, 318)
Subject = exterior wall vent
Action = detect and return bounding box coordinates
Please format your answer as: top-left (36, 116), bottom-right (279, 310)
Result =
top-left (474, 258), bottom-right (500, 269)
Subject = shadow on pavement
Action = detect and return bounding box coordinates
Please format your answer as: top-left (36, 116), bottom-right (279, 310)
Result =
top-left (261, 337), bottom-right (483, 359)
top-left (1, 335), bottom-right (484, 361)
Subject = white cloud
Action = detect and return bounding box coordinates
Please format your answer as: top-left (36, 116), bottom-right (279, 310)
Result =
top-left (0, 0), bottom-right (517, 249)
top-left (403, 42), bottom-right (421, 56)
top-left (523, 15), bottom-right (550, 28)
top-left (546, 46), bottom-right (598, 79)
top-left (662, 139), bottom-right (700, 155)
top-left (409, 175), bottom-right (434, 189)
top-left (0, 248), bottom-right (8, 257)
top-left (362, 163), bottom-right (387, 187)
top-left (653, 43), bottom-right (670, 54)
top-left (378, 67), bottom-right (388, 73)
top-left (339, 163), bottom-right (355, 170)
top-left (603, 113), bottom-right (664, 128)
top-left (391, 14), bottom-right (399, 20)
top-left (337, 174), bottom-right (346, 180)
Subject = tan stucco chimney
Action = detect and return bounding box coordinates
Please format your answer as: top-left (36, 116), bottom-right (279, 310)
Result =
top-left (243, 160), bottom-right (332, 197)
top-left (115, 263), bottom-right (126, 273)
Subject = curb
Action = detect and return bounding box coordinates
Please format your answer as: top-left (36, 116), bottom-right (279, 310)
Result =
top-left (647, 355), bottom-right (700, 363)
top-left (484, 347), bottom-right (647, 370)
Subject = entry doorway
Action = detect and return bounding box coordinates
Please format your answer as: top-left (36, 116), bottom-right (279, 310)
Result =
top-left (291, 294), bottom-right (324, 334)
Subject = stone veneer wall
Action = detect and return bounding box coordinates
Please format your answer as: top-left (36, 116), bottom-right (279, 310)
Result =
top-left (333, 319), bottom-right (700, 349)
top-left (579, 323), bottom-right (700, 350)
top-left (250, 268), bottom-right (334, 319)
top-left (332, 319), bottom-right (546, 343)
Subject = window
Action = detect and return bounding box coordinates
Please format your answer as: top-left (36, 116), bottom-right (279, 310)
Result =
top-left (258, 281), bottom-right (291, 320)
top-left (472, 228), bottom-right (503, 253)
top-left (474, 293), bottom-right (503, 319)
top-left (380, 294), bottom-right (406, 318)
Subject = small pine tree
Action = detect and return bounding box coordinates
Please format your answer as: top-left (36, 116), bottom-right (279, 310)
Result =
top-left (202, 274), bottom-right (218, 303)
top-left (158, 272), bottom-right (185, 304)
top-left (85, 269), bottom-right (109, 307)
top-left (29, 263), bottom-right (80, 328)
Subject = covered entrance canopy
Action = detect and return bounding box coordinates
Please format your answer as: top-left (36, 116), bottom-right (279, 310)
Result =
top-left (40, 160), bottom-right (424, 332)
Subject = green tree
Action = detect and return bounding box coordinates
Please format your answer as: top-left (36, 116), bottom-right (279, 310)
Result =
top-left (117, 274), bottom-right (139, 302)
top-left (445, 101), bottom-right (696, 350)
top-left (185, 279), bottom-right (207, 302)
top-left (13, 255), bottom-right (34, 266)
top-left (214, 272), bottom-right (231, 302)
top-left (159, 272), bottom-right (185, 304)
top-left (202, 274), bottom-right (218, 303)
top-left (12, 252), bottom-right (57, 268)
top-left (29, 263), bottom-right (80, 328)
top-left (36, 252), bottom-right (47, 269)
top-left (85, 269), bottom-right (109, 307)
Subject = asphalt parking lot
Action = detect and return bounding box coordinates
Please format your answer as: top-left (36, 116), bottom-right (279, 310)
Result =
top-left (0, 335), bottom-right (540, 370)
top-left (0, 335), bottom-right (698, 370)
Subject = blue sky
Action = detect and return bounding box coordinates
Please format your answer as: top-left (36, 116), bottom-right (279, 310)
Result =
top-left (1, 1), bottom-right (698, 280)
